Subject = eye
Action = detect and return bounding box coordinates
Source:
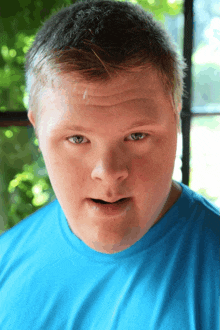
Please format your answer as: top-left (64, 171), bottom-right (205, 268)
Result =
top-left (67, 132), bottom-right (148, 145)
top-left (68, 135), bottom-right (88, 144)
top-left (127, 132), bottom-right (148, 141)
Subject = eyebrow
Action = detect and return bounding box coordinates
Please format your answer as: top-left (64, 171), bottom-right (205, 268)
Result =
top-left (61, 120), bottom-right (153, 133)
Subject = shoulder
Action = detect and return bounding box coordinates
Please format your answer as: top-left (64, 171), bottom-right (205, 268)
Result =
top-left (0, 198), bottom-right (60, 256)
top-left (177, 182), bottom-right (220, 238)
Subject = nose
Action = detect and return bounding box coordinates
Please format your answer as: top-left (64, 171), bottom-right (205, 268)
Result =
top-left (91, 146), bottom-right (129, 184)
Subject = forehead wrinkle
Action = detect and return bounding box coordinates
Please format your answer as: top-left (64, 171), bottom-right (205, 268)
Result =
top-left (60, 81), bottom-right (169, 108)
top-left (57, 84), bottom-right (123, 102)
top-left (65, 98), bottom-right (160, 118)
top-left (51, 68), bottom-right (170, 110)
top-left (74, 96), bottom-right (158, 107)
top-left (58, 99), bottom-right (163, 132)
top-left (61, 82), bottom-right (165, 107)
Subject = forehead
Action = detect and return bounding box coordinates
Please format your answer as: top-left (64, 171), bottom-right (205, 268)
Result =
top-left (39, 67), bottom-right (174, 128)
top-left (55, 67), bottom-right (168, 103)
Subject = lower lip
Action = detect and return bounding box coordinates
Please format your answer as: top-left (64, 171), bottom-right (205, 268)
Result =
top-left (86, 198), bottom-right (132, 217)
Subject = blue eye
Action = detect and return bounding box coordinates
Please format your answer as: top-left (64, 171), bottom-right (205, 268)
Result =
top-left (68, 132), bottom-right (148, 145)
top-left (128, 133), bottom-right (147, 141)
top-left (68, 135), bottom-right (87, 144)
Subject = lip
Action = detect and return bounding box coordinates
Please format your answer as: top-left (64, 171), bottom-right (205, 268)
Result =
top-left (86, 197), bottom-right (132, 217)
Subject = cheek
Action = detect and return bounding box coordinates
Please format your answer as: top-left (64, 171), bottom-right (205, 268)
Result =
top-left (42, 155), bottom-right (86, 204)
top-left (40, 140), bottom-right (84, 190)
top-left (131, 135), bottom-right (177, 180)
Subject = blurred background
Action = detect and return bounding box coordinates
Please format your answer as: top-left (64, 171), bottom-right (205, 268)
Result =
top-left (0, 0), bottom-right (219, 234)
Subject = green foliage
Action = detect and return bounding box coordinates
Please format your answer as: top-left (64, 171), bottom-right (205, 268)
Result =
top-left (124, 0), bottom-right (183, 22)
top-left (0, 33), bottom-right (33, 110)
top-left (6, 156), bottom-right (55, 231)
top-left (0, 125), bottom-right (56, 232)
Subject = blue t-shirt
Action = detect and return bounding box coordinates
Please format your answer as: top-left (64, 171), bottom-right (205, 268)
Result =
top-left (0, 182), bottom-right (219, 330)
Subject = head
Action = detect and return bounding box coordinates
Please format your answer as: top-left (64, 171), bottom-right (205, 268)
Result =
top-left (25, 0), bottom-right (187, 135)
top-left (26, 0), bottom-right (187, 253)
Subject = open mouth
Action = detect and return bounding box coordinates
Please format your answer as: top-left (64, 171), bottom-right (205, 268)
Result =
top-left (88, 197), bottom-right (131, 215)
top-left (92, 198), bottom-right (127, 204)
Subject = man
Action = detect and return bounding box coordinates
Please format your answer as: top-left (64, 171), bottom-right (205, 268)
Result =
top-left (0, 0), bottom-right (219, 329)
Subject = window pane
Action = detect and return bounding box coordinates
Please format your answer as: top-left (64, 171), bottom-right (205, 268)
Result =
top-left (192, 0), bottom-right (220, 114)
top-left (190, 115), bottom-right (220, 209)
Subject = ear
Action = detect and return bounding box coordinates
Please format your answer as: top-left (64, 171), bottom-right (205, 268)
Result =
top-left (176, 103), bottom-right (182, 134)
top-left (28, 110), bottom-right (40, 141)
top-left (177, 102), bottom-right (182, 114)
top-left (27, 110), bottom-right (36, 129)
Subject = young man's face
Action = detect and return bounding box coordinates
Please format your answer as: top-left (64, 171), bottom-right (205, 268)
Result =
top-left (28, 67), bottom-right (181, 254)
